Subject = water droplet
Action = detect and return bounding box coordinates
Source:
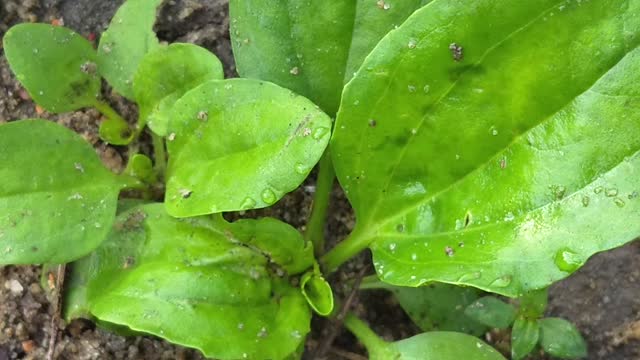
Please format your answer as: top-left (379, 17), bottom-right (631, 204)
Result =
top-left (389, 243), bottom-right (396, 251)
top-left (605, 187), bottom-right (618, 197)
top-left (554, 248), bottom-right (582, 272)
top-left (614, 197), bottom-right (625, 208)
top-left (551, 185), bottom-right (566, 200)
top-left (257, 327), bottom-right (268, 338)
top-left (411, 253), bottom-right (417, 261)
top-left (312, 127), bottom-right (330, 140)
top-left (445, 246), bottom-right (455, 257)
top-left (490, 275), bottom-right (512, 288)
top-left (423, 84), bottom-right (430, 93)
top-left (294, 163), bottom-right (310, 175)
top-left (503, 212), bottom-right (515, 222)
top-left (458, 272), bottom-right (481, 282)
top-left (261, 189), bottom-right (277, 204)
top-left (74, 162), bottom-right (84, 173)
top-left (291, 330), bottom-right (302, 339)
top-left (594, 186), bottom-right (603, 194)
top-left (581, 196), bottom-right (590, 207)
top-left (289, 66), bottom-right (300, 75)
top-left (240, 197), bottom-right (256, 209)
top-left (237, 323), bottom-right (244, 330)
top-left (408, 38), bottom-right (417, 49)
top-left (396, 223), bottom-right (405, 232)
top-left (491, 128), bottom-right (499, 136)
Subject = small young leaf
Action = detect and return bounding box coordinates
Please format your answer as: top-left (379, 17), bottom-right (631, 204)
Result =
top-left (300, 272), bottom-right (334, 316)
top-left (3, 24), bottom-right (100, 113)
top-left (98, 116), bottom-right (134, 145)
top-left (230, 0), bottom-right (431, 115)
top-left (519, 288), bottom-right (549, 319)
top-left (330, 0), bottom-right (640, 296)
top-left (165, 79), bottom-right (331, 217)
top-left (97, 0), bottom-right (163, 100)
top-left (65, 204), bottom-right (311, 360)
top-left (134, 43), bottom-right (224, 135)
top-left (538, 318), bottom-right (588, 359)
top-left (391, 283), bottom-right (487, 335)
top-left (511, 316), bottom-right (540, 360)
top-left (123, 154), bottom-right (156, 184)
top-left (464, 296), bottom-right (516, 329)
top-left (0, 120), bottom-right (121, 264)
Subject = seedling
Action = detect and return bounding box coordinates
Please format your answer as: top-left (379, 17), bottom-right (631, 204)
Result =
top-left (1, 0), bottom-right (638, 359)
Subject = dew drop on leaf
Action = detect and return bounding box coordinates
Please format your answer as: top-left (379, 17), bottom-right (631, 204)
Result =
top-left (553, 248), bottom-right (582, 273)
top-left (605, 187), bottom-right (618, 197)
top-left (294, 162), bottom-right (310, 175)
top-left (581, 195), bottom-right (590, 207)
top-left (614, 197), bottom-right (625, 208)
top-left (458, 272), bottom-right (481, 282)
top-left (489, 275), bottom-right (512, 288)
top-left (312, 127), bottom-right (330, 140)
top-left (240, 197), bottom-right (256, 210)
top-left (261, 189), bottom-right (276, 204)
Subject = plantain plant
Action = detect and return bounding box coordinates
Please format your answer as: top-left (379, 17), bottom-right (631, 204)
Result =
top-left (1, 0), bottom-right (638, 359)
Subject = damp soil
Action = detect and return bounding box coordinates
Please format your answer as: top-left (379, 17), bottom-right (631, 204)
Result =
top-left (0, 1), bottom-right (638, 359)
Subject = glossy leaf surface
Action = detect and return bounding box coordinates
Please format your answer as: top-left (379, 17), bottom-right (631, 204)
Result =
top-left (123, 154), bottom-right (156, 184)
top-left (229, 0), bottom-right (430, 114)
top-left (300, 272), bottom-right (334, 316)
top-left (464, 297), bottom-right (516, 329)
top-left (65, 204), bottom-right (311, 360)
top-left (133, 43), bottom-right (224, 135)
top-left (511, 316), bottom-right (540, 360)
top-left (538, 318), bottom-right (587, 359)
top-left (97, 0), bottom-right (163, 100)
top-left (331, 0), bottom-right (640, 296)
top-left (377, 332), bottom-right (506, 360)
top-left (165, 79), bottom-right (331, 217)
top-left (98, 117), bottom-right (134, 145)
top-left (3, 24), bottom-right (100, 112)
top-left (391, 283), bottom-right (486, 335)
top-left (0, 120), bottom-right (120, 264)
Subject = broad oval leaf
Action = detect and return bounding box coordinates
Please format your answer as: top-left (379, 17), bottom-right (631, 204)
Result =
top-left (538, 318), bottom-right (587, 359)
top-left (391, 283), bottom-right (487, 335)
top-left (379, 332), bottom-right (505, 360)
top-left (464, 296), bottom-right (516, 329)
top-left (331, 0), bottom-right (640, 296)
top-left (165, 79), bottom-right (332, 217)
top-left (300, 272), bottom-right (334, 316)
top-left (133, 43), bottom-right (224, 136)
top-left (97, 0), bottom-right (163, 100)
top-left (511, 316), bottom-right (540, 360)
top-left (64, 204), bottom-right (311, 360)
top-left (3, 24), bottom-right (100, 113)
top-left (0, 120), bottom-right (120, 264)
top-left (98, 116), bottom-right (134, 145)
top-left (230, 0), bottom-right (430, 115)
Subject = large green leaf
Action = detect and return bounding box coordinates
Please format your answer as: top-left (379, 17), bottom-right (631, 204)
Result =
top-left (165, 79), bottom-right (332, 217)
top-left (390, 283), bottom-right (487, 335)
top-left (3, 24), bottom-right (100, 113)
top-left (64, 204), bottom-right (311, 360)
top-left (330, 0), bottom-right (640, 296)
top-left (0, 120), bottom-right (120, 264)
top-left (97, 0), bottom-right (163, 100)
top-left (382, 332), bottom-right (506, 360)
top-left (133, 43), bottom-right (224, 136)
top-left (230, 0), bottom-right (430, 115)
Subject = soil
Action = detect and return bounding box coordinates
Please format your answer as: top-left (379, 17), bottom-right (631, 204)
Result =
top-left (0, 1), bottom-right (638, 359)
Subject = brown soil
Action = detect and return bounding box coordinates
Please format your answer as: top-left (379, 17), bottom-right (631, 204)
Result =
top-left (0, 1), bottom-right (638, 359)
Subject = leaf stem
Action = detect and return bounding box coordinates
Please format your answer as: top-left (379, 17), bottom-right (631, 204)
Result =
top-left (343, 313), bottom-right (389, 356)
top-left (151, 132), bottom-right (166, 179)
top-left (92, 99), bottom-right (129, 128)
top-left (305, 151), bottom-right (335, 256)
top-left (320, 225), bottom-right (371, 274)
top-left (118, 173), bottom-right (147, 191)
top-left (358, 275), bottom-right (398, 291)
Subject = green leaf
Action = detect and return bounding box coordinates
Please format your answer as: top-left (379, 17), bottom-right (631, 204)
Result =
top-left (464, 297), bottom-right (516, 329)
top-left (384, 332), bottom-right (506, 360)
top-left (98, 117), bottom-right (134, 145)
top-left (0, 120), bottom-right (120, 264)
top-left (391, 283), bottom-right (487, 335)
top-left (65, 204), bottom-right (311, 360)
top-left (134, 43), bottom-right (224, 136)
top-left (538, 318), bottom-right (587, 359)
top-left (300, 272), bottom-right (334, 316)
top-left (229, 0), bottom-right (430, 115)
top-left (97, 0), bottom-right (163, 100)
top-left (123, 154), bottom-right (156, 185)
top-left (3, 24), bottom-right (100, 113)
top-left (511, 316), bottom-right (540, 360)
top-left (519, 288), bottom-right (549, 319)
top-left (330, 0), bottom-right (640, 296)
top-left (165, 78), bottom-right (332, 217)
top-left (222, 217), bottom-right (313, 275)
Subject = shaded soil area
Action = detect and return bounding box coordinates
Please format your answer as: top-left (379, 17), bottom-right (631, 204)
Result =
top-left (0, 1), bottom-right (638, 359)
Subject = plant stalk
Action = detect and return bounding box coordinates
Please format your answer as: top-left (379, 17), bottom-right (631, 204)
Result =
top-left (151, 132), bottom-right (167, 179)
top-left (305, 151), bottom-right (335, 256)
top-left (343, 313), bottom-right (389, 356)
top-left (320, 225), bottom-right (371, 274)
top-left (92, 100), bottom-right (129, 128)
